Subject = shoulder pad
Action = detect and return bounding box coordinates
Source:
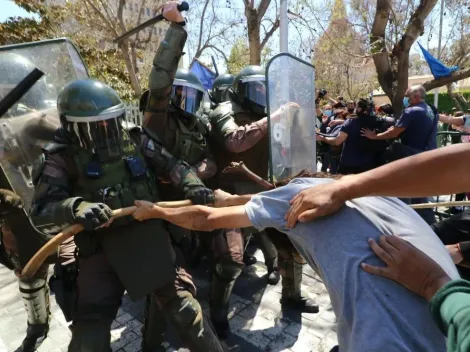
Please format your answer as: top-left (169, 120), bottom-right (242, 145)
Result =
top-left (43, 142), bottom-right (68, 154)
top-left (32, 153), bottom-right (45, 186)
top-left (209, 102), bottom-right (233, 123)
top-left (209, 102), bottom-right (238, 140)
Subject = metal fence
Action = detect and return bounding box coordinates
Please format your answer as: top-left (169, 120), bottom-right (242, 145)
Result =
top-left (125, 103), bottom-right (143, 126)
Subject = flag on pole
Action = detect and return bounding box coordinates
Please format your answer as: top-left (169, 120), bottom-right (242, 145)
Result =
top-left (417, 42), bottom-right (458, 79)
top-left (190, 59), bottom-right (217, 90)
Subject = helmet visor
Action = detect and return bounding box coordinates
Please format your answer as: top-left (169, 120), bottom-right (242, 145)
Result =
top-left (239, 76), bottom-right (266, 108)
top-left (68, 114), bottom-right (125, 157)
top-left (171, 84), bottom-right (204, 116)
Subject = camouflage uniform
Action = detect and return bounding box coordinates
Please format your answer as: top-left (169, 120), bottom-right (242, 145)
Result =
top-left (30, 76), bottom-right (224, 352)
top-left (210, 66), bottom-right (318, 313)
top-left (135, 21), bottom-right (228, 349)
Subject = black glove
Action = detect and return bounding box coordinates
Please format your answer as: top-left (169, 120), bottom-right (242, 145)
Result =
top-left (185, 186), bottom-right (215, 205)
top-left (74, 202), bottom-right (113, 231)
top-left (0, 189), bottom-right (24, 215)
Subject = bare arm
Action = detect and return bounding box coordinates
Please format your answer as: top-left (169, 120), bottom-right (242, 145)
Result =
top-left (317, 131), bottom-right (347, 146)
top-left (286, 143), bottom-right (470, 226)
top-left (342, 143), bottom-right (470, 198)
top-left (439, 114), bottom-right (464, 126)
top-left (132, 201), bottom-right (252, 231)
top-left (362, 126), bottom-right (405, 140)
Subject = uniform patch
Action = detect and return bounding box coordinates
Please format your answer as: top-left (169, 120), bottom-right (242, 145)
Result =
top-left (146, 139), bottom-right (155, 151)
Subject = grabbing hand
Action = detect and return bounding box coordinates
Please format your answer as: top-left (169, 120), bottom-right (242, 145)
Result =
top-left (0, 189), bottom-right (23, 215)
top-left (74, 202), bottom-right (113, 231)
top-left (185, 186), bottom-right (214, 205)
top-left (285, 181), bottom-right (347, 227)
top-left (316, 134), bottom-right (325, 142)
top-left (214, 189), bottom-right (232, 207)
top-left (328, 119), bottom-right (344, 128)
top-left (133, 200), bottom-right (160, 221)
top-left (446, 244), bottom-right (464, 264)
top-left (360, 128), bottom-right (376, 139)
top-left (361, 235), bottom-right (451, 301)
top-left (162, 1), bottom-right (185, 23)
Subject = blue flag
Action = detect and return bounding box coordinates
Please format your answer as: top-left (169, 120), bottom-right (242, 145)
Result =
top-left (190, 60), bottom-right (216, 90)
top-left (418, 42), bottom-right (459, 79)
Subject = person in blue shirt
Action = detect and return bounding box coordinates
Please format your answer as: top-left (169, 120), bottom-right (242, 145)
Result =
top-left (361, 85), bottom-right (439, 158)
top-left (317, 99), bottom-right (386, 175)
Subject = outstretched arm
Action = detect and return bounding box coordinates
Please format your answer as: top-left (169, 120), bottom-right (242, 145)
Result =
top-left (132, 201), bottom-right (252, 231)
top-left (286, 143), bottom-right (470, 226)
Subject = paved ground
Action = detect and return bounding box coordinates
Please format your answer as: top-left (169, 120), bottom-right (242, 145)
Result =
top-left (0, 246), bottom-right (338, 352)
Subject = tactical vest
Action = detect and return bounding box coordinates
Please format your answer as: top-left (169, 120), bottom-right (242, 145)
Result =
top-left (170, 116), bottom-right (207, 166)
top-left (71, 142), bottom-right (158, 226)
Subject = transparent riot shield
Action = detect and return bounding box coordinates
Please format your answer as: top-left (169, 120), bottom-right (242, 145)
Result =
top-left (0, 38), bottom-right (89, 265)
top-left (266, 53), bottom-right (316, 182)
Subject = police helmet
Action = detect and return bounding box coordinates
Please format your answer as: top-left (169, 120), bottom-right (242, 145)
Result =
top-left (231, 65), bottom-right (266, 116)
top-left (212, 73), bottom-right (234, 104)
top-left (57, 79), bottom-right (127, 159)
top-left (171, 69), bottom-right (205, 119)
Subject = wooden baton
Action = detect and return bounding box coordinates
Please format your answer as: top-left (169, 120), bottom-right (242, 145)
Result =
top-left (20, 199), bottom-right (192, 279)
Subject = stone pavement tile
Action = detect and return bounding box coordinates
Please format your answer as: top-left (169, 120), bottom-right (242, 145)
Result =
top-left (238, 305), bottom-right (258, 320)
top-left (289, 331), bottom-right (322, 352)
top-left (123, 337), bottom-right (142, 352)
top-left (228, 300), bottom-right (248, 320)
top-left (319, 308), bottom-right (337, 323)
top-left (307, 318), bottom-right (336, 340)
top-left (265, 332), bottom-right (297, 351)
top-left (230, 314), bottom-right (271, 349)
top-left (111, 329), bottom-right (139, 351)
top-left (47, 327), bottom-right (72, 345)
top-left (116, 312), bottom-right (134, 325)
top-left (112, 319), bottom-right (122, 330)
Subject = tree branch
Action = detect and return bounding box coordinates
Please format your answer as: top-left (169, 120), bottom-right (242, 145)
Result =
top-left (196, 0), bottom-right (210, 54)
top-left (422, 68), bottom-right (470, 91)
top-left (260, 17), bottom-right (279, 50)
top-left (257, 0), bottom-right (272, 21)
top-left (370, 0), bottom-right (393, 100)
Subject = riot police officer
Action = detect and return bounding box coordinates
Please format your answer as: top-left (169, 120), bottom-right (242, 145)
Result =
top-left (136, 2), bottom-right (245, 342)
top-left (209, 73), bottom-right (234, 107)
top-left (30, 75), bottom-right (223, 352)
top-left (209, 65), bottom-right (318, 318)
top-left (0, 52), bottom-right (75, 352)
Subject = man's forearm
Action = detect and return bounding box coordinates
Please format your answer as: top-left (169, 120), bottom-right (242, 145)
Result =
top-left (338, 143), bottom-right (470, 199)
top-left (159, 205), bottom-right (215, 231)
top-left (374, 127), bottom-right (399, 140)
top-left (226, 194), bottom-right (254, 206)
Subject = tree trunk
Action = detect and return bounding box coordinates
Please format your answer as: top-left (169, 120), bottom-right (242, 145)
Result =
top-left (119, 41), bottom-right (142, 97)
top-left (245, 7), bottom-right (261, 65)
top-left (447, 83), bottom-right (462, 111)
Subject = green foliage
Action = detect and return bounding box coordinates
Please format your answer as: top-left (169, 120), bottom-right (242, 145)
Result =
top-left (0, 0), bottom-right (135, 102)
top-left (226, 38), bottom-right (272, 74)
top-left (424, 90), bottom-right (470, 112)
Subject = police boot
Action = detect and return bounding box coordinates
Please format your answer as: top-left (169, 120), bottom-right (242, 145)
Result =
top-left (279, 255), bottom-right (319, 313)
top-left (209, 261), bottom-right (244, 339)
top-left (243, 253), bottom-right (257, 266)
top-left (165, 295), bottom-right (226, 352)
top-left (17, 276), bottom-right (50, 352)
top-left (257, 231), bottom-right (280, 285)
top-left (141, 294), bottom-right (167, 352)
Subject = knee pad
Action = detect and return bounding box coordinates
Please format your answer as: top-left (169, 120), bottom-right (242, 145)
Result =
top-left (19, 276), bottom-right (50, 325)
top-left (166, 296), bottom-right (203, 330)
top-left (214, 259), bottom-right (244, 282)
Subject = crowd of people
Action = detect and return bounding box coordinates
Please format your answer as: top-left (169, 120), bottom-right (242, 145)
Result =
top-left (1, 2), bottom-right (470, 352)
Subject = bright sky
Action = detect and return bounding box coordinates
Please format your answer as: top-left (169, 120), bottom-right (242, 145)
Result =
top-left (0, 0), bottom-right (38, 22)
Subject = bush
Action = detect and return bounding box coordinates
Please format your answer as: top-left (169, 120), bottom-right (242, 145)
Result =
top-left (425, 90), bottom-right (470, 113)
